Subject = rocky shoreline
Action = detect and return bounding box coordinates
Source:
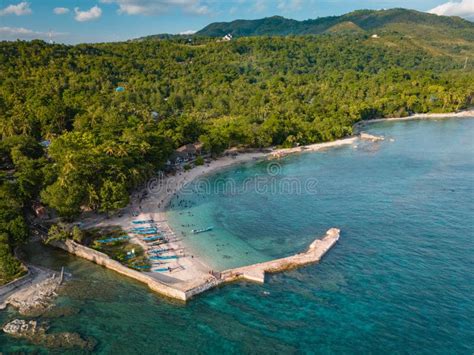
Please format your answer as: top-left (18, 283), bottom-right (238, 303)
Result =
top-left (0, 267), bottom-right (62, 316)
top-left (4, 276), bottom-right (61, 316)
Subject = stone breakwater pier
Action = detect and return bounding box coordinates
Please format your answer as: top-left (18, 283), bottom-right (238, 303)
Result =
top-left (51, 228), bottom-right (340, 301)
top-left (221, 228), bottom-right (340, 283)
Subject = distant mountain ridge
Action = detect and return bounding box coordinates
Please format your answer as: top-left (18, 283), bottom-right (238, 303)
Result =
top-left (196, 8), bottom-right (473, 38)
top-left (135, 8), bottom-right (474, 59)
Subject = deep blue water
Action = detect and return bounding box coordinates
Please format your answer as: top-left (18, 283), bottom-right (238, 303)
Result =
top-left (1, 118), bottom-right (473, 354)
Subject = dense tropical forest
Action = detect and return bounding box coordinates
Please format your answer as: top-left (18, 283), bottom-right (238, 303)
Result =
top-left (0, 8), bottom-right (473, 282)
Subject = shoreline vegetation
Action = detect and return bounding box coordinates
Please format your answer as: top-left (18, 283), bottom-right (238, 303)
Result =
top-left (10, 109), bottom-right (468, 302)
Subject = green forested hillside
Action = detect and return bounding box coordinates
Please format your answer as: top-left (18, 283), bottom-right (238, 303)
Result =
top-left (198, 9), bottom-right (473, 38)
top-left (1, 20), bottom-right (473, 281)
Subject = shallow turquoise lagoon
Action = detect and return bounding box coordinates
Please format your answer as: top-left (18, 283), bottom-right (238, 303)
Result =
top-left (1, 118), bottom-right (473, 354)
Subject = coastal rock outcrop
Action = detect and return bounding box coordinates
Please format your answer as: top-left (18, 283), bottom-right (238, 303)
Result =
top-left (360, 132), bottom-right (385, 141)
top-left (3, 319), bottom-right (45, 337)
top-left (3, 319), bottom-right (96, 350)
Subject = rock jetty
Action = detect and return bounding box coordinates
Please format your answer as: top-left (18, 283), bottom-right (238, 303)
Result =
top-left (221, 228), bottom-right (340, 283)
top-left (51, 228), bottom-right (341, 301)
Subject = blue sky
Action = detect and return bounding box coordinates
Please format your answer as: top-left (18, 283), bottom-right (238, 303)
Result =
top-left (0, 0), bottom-right (473, 43)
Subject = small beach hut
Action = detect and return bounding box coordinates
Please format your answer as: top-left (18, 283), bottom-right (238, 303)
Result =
top-left (167, 142), bottom-right (205, 167)
top-left (176, 144), bottom-right (197, 156)
top-left (176, 142), bottom-right (203, 158)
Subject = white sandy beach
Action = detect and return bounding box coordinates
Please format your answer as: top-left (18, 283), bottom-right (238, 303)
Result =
top-left (354, 109), bottom-right (474, 132)
top-left (82, 137), bottom-right (358, 289)
top-left (83, 152), bottom-right (267, 290)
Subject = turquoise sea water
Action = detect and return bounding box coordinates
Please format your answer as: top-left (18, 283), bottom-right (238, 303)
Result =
top-left (1, 118), bottom-right (473, 353)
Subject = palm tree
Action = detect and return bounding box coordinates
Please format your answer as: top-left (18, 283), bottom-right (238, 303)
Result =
top-left (115, 145), bottom-right (128, 157)
top-left (103, 143), bottom-right (116, 156)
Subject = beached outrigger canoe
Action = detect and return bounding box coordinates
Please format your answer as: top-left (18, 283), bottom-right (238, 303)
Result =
top-left (132, 229), bottom-right (159, 235)
top-left (143, 236), bottom-right (162, 242)
top-left (191, 226), bottom-right (213, 234)
top-left (132, 220), bottom-right (154, 224)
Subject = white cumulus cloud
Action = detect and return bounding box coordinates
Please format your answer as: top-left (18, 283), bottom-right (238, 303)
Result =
top-left (179, 29), bottom-right (196, 34)
top-left (277, 0), bottom-right (303, 11)
top-left (99, 0), bottom-right (209, 15)
top-left (0, 26), bottom-right (67, 40)
top-left (0, 1), bottom-right (32, 16)
top-left (253, 0), bottom-right (267, 12)
top-left (74, 5), bottom-right (102, 22)
top-left (53, 7), bottom-right (70, 15)
top-left (428, 0), bottom-right (474, 20)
